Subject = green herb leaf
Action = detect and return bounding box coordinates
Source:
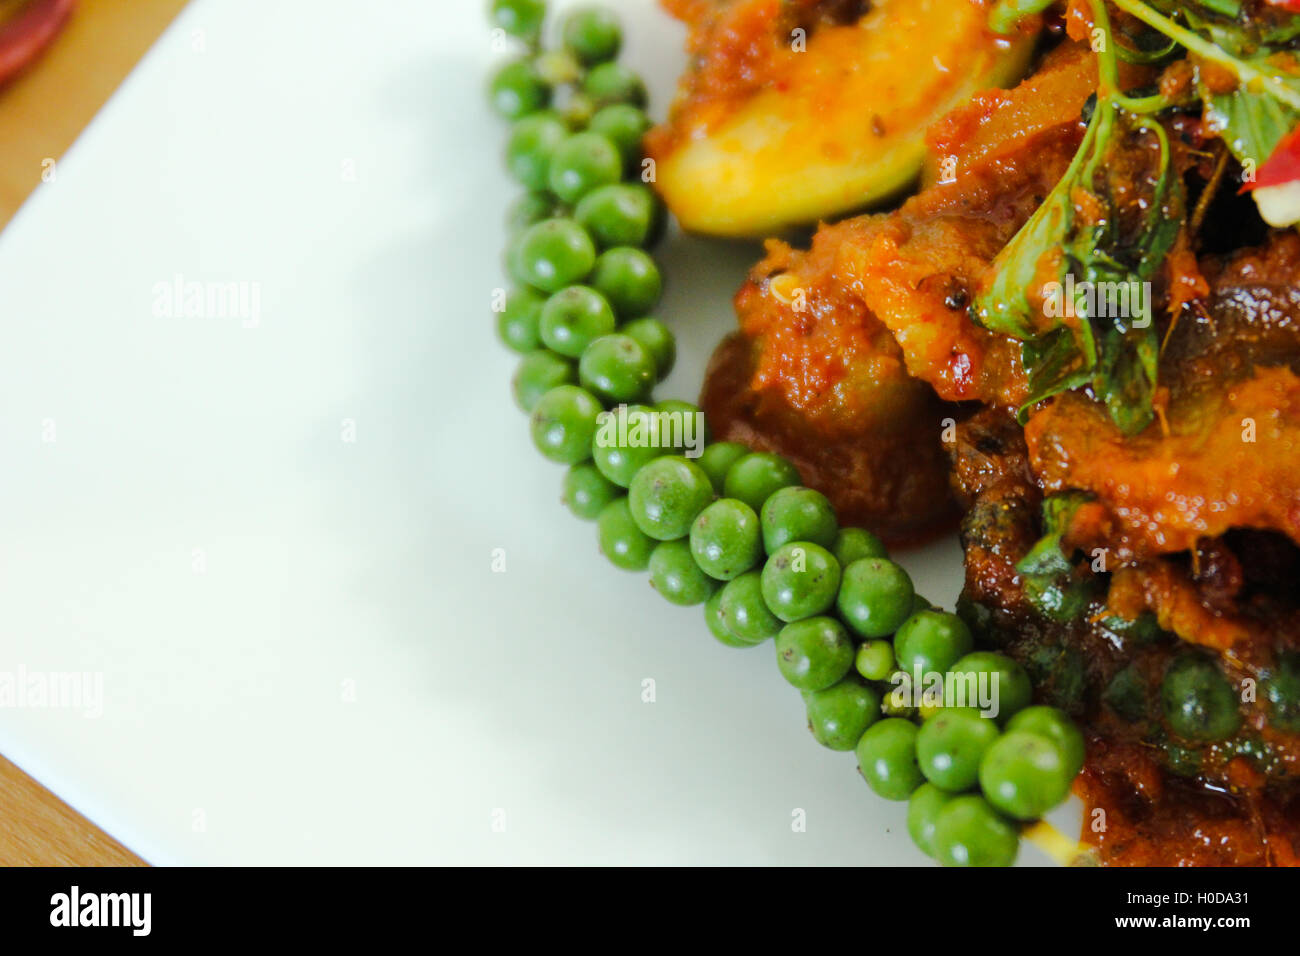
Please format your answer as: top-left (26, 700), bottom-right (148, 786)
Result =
top-left (1016, 492), bottom-right (1091, 578)
top-left (978, 100), bottom-right (1180, 435)
top-left (1205, 69), bottom-right (1300, 172)
top-left (1016, 492), bottom-right (1097, 622)
top-left (1017, 327), bottom-right (1095, 424)
top-left (982, 0), bottom-right (1300, 431)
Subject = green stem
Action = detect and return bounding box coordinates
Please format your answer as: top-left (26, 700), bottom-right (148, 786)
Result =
top-left (1114, 91), bottom-right (1174, 113)
top-left (1092, 1), bottom-right (1176, 113)
top-left (1114, 33), bottom-right (1178, 66)
top-left (1111, 0), bottom-right (1300, 110)
top-left (1091, 0), bottom-right (1122, 95)
top-left (988, 0), bottom-right (1055, 35)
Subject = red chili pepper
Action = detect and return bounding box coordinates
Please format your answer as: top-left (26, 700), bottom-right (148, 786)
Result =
top-left (1267, 0), bottom-right (1300, 12)
top-left (0, 0), bottom-right (76, 88)
top-left (1240, 123), bottom-right (1300, 192)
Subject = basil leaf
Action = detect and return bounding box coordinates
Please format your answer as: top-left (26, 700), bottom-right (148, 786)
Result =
top-left (1016, 492), bottom-right (1090, 578)
top-left (1016, 328), bottom-right (1094, 425)
top-left (1205, 74), bottom-right (1300, 171)
top-left (1094, 324), bottom-right (1158, 435)
top-left (1015, 492), bottom-right (1097, 623)
top-left (978, 102), bottom-right (1179, 435)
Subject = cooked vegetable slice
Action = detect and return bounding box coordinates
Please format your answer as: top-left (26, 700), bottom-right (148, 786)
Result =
top-left (648, 0), bottom-right (1035, 236)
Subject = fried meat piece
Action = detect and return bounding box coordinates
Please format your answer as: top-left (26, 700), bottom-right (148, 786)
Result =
top-left (1027, 233), bottom-right (1300, 561)
top-left (698, 45), bottom-right (1095, 542)
top-left (951, 407), bottom-right (1300, 866)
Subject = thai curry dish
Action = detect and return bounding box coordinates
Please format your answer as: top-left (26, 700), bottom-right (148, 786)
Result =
top-left (651, 0), bottom-right (1300, 865)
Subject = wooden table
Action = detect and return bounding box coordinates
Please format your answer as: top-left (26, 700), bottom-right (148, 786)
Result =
top-left (0, 0), bottom-right (191, 865)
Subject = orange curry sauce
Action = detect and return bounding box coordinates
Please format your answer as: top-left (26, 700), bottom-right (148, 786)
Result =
top-left (657, 1), bottom-right (1300, 864)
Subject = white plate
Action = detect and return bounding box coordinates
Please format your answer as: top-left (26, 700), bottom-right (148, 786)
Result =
top-left (0, 0), bottom-right (1072, 864)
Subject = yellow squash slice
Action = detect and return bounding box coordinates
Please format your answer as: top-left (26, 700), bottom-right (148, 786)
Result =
top-left (651, 0), bottom-right (1036, 237)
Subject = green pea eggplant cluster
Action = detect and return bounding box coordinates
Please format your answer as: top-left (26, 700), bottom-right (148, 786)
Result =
top-left (486, 0), bottom-right (1084, 867)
